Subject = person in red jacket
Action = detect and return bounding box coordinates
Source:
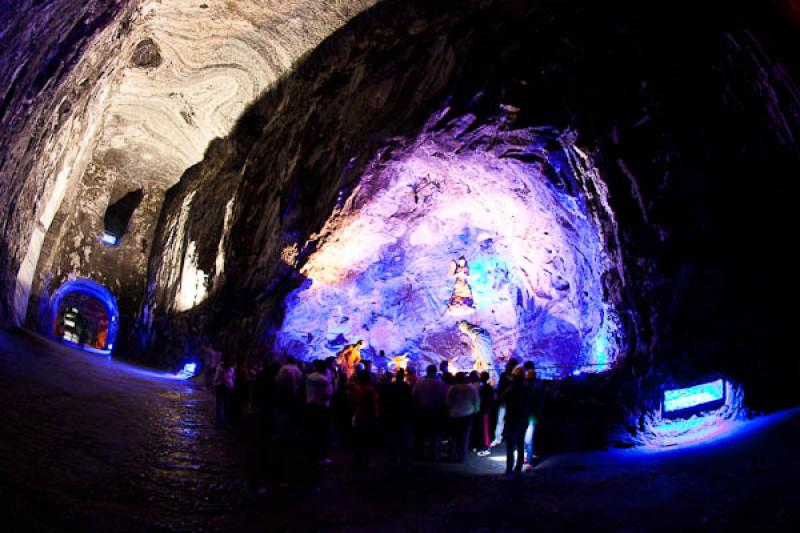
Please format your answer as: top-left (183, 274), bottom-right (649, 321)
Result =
top-left (349, 369), bottom-right (378, 470)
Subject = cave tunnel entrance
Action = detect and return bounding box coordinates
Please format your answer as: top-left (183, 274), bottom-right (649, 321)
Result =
top-left (49, 279), bottom-right (119, 353)
top-left (103, 189), bottom-right (143, 246)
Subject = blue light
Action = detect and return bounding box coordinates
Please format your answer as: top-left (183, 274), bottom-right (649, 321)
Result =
top-left (591, 330), bottom-right (608, 367)
top-left (663, 378), bottom-right (725, 414)
top-left (102, 232), bottom-right (118, 245)
top-left (175, 361), bottom-right (198, 379)
top-left (48, 278), bottom-right (120, 353)
top-left (468, 254), bottom-right (509, 311)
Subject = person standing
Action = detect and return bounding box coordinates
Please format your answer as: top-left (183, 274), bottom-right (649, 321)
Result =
top-left (491, 358), bottom-right (519, 447)
top-left (305, 359), bottom-right (334, 464)
top-left (275, 356), bottom-right (305, 437)
top-left (231, 354), bottom-right (249, 424)
top-left (446, 372), bottom-right (480, 463)
top-left (380, 369), bottom-right (414, 466)
top-left (412, 364), bottom-right (449, 461)
top-left (214, 354), bottom-right (236, 427)
top-left (475, 371), bottom-right (494, 456)
top-left (523, 363), bottom-right (540, 469)
top-left (350, 370), bottom-right (378, 470)
top-left (500, 366), bottom-right (532, 478)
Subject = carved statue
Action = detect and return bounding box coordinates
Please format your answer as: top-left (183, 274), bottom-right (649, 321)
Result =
top-left (446, 256), bottom-right (475, 316)
top-left (388, 353), bottom-right (410, 371)
top-left (336, 339), bottom-right (365, 378)
top-left (458, 320), bottom-right (495, 371)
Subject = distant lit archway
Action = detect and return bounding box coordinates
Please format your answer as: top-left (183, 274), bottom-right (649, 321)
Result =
top-left (49, 279), bottom-right (119, 353)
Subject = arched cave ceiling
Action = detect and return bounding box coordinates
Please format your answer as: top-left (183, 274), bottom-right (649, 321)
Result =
top-left (0, 0), bottom-right (376, 330)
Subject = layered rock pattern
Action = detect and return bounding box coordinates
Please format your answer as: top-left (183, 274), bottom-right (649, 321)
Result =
top-left (276, 124), bottom-right (622, 374)
top-left (143, 0), bottom-right (628, 368)
top-left (1, 0), bottom-right (377, 349)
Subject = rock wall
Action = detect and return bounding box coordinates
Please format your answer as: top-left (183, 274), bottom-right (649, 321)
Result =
top-left (0, 0), bottom-right (137, 325)
top-left (145, 0), bottom-right (800, 413)
top-left (3, 0), bottom-right (798, 417)
top-left (1, 0), bottom-right (377, 350)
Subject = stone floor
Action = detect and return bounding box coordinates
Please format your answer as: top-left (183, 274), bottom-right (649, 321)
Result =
top-left (1, 327), bottom-right (799, 532)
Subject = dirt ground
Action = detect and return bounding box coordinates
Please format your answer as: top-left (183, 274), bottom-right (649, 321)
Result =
top-left (1, 328), bottom-right (798, 532)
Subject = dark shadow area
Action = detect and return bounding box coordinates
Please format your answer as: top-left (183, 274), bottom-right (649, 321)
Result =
top-left (103, 188), bottom-right (143, 244)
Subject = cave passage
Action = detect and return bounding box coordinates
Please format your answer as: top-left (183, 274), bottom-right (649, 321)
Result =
top-left (47, 279), bottom-right (119, 353)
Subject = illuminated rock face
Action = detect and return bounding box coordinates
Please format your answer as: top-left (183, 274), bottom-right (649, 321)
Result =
top-left (276, 127), bottom-right (621, 375)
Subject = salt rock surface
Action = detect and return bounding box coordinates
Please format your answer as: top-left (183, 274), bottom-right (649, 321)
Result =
top-left (3, 0), bottom-right (377, 326)
top-left (98, 0), bottom-right (378, 186)
top-left (276, 135), bottom-right (621, 376)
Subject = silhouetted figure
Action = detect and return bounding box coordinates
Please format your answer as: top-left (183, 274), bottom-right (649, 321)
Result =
top-left (380, 369), bottom-right (414, 466)
top-left (475, 371), bottom-right (494, 455)
top-left (523, 362), bottom-right (541, 467)
top-left (501, 366), bottom-right (533, 478)
top-left (447, 372), bottom-right (480, 462)
top-left (492, 358), bottom-right (520, 447)
top-left (231, 354), bottom-right (249, 424)
top-left (350, 370), bottom-right (378, 470)
top-left (275, 356), bottom-right (305, 437)
top-left (412, 364), bottom-right (449, 461)
top-left (214, 354), bottom-right (236, 426)
top-left (305, 359), bottom-right (333, 464)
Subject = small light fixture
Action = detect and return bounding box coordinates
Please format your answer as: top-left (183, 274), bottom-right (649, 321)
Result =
top-left (663, 377), bottom-right (725, 418)
top-left (102, 232), bottom-right (118, 246)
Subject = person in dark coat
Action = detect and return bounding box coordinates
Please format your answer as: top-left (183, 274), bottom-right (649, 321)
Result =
top-left (350, 370), bottom-right (378, 470)
top-left (380, 369), bottom-right (414, 465)
top-left (500, 366), bottom-right (532, 478)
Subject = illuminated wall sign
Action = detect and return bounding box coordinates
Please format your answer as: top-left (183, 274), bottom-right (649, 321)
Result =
top-left (663, 378), bottom-right (725, 417)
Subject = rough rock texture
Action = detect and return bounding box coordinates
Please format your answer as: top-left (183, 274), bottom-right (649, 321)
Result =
top-left (1, 0), bottom-right (377, 351)
top-left (275, 124), bottom-right (622, 375)
top-left (0, 0), bottom-right (137, 325)
top-left (144, 0), bottom-right (800, 415)
top-left (2, 0), bottom-right (799, 428)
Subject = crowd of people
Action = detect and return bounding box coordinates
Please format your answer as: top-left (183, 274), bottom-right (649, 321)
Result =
top-left (208, 350), bottom-right (543, 491)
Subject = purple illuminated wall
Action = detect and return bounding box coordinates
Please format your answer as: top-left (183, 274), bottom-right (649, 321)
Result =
top-left (274, 129), bottom-right (622, 376)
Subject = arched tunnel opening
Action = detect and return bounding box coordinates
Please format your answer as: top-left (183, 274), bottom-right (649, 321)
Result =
top-left (1, 0), bottom-right (800, 528)
top-left (47, 279), bottom-right (119, 353)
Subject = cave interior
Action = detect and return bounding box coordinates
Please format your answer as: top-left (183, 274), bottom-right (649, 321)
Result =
top-left (1, 0), bottom-right (799, 452)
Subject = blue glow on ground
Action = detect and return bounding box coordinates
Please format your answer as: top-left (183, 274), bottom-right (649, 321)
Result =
top-left (627, 380), bottom-right (745, 451)
top-left (664, 379), bottom-right (725, 413)
top-left (60, 339), bottom-right (111, 355)
top-left (626, 410), bottom-right (783, 455)
top-left (174, 362), bottom-right (198, 379)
